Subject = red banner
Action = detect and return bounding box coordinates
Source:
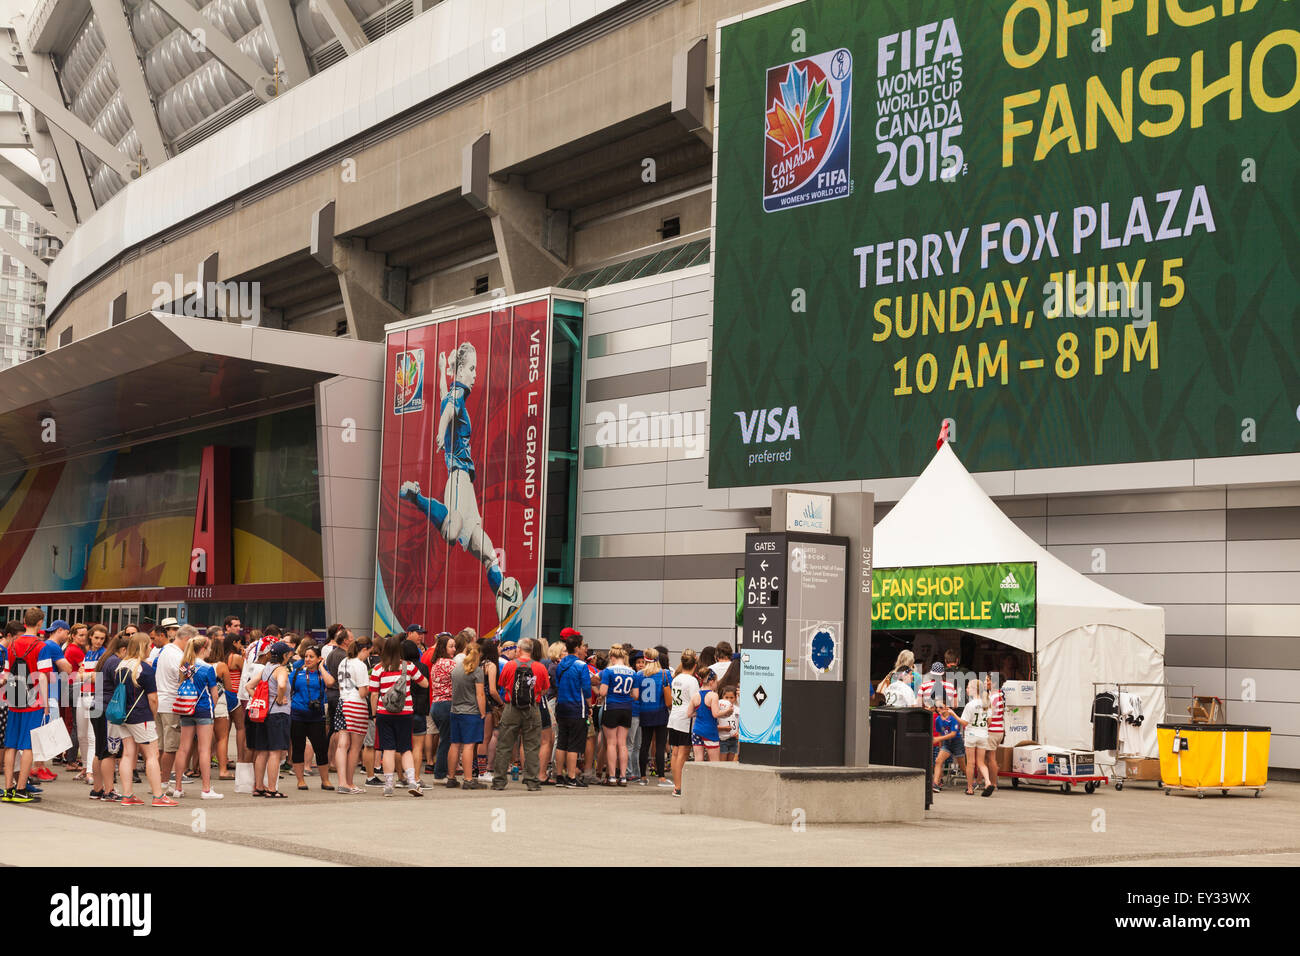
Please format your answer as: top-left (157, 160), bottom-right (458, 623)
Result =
top-left (374, 300), bottom-right (550, 643)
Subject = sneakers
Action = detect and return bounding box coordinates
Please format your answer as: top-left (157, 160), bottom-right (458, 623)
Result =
top-left (415, 780), bottom-right (434, 790)
top-left (572, 775), bottom-right (588, 788)
top-left (120, 795), bottom-right (145, 806)
top-left (200, 789), bottom-right (224, 800)
top-left (172, 788), bottom-right (184, 799)
top-left (6, 788), bottom-right (39, 804)
top-left (618, 777), bottom-right (628, 787)
top-left (33, 768), bottom-right (57, 782)
top-left (525, 780), bottom-right (541, 792)
top-left (639, 777), bottom-right (648, 786)
top-left (152, 795), bottom-right (179, 807)
top-left (444, 777), bottom-right (461, 789)
top-left (491, 780), bottom-right (508, 791)
top-left (337, 786), bottom-right (364, 795)
top-left (462, 778), bottom-right (486, 790)
top-left (103, 790), bottom-right (123, 802)
top-left (364, 776), bottom-right (384, 788)
top-left (25, 783), bottom-right (42, 795)
top-left (383, 784), bottom-right (394, 797)
top-left (603, 777), bottom-right (617, 787)
top-left (89, 789), bottom-right (104, 800)
top-left (658, 780), bottom-right (675, 788)
top-left (407, 781), bottom-right (424, 797)
top-left (478, 772), bottom-right (494, 782)
top-left (672, 789), bottom-right (682, 798)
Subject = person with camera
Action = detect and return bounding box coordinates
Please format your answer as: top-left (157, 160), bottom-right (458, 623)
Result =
top-left (289, 644), bottom-right (335, 791)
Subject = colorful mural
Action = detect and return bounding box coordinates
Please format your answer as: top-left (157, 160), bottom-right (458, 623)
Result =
top-left (0, 407), bottom-right (322, 596)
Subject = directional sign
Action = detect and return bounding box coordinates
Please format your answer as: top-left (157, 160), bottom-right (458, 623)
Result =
top-left (742, 534), bottom-right (787, 650)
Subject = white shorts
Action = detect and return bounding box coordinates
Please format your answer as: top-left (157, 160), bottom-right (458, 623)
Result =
top-left (113, 722), bottom-right (158, 745)
top-left (445, 469), bottom-right (482, 548)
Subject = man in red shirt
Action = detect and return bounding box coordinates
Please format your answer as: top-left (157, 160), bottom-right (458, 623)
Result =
top-left (493, 638), bottom-right (550, 791)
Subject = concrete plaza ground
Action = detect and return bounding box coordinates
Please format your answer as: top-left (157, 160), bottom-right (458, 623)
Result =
top-left (3, 767), bottom-right (1297, 867)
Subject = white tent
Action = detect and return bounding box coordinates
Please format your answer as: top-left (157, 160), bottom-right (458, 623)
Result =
top-left (873, 443), bottom-right (1166, 758)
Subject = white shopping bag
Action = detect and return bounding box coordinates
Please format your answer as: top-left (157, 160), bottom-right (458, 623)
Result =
top-left (235, 762), bottom-right (255, 793)
top-left (31, 716), bottom-right (73, 763)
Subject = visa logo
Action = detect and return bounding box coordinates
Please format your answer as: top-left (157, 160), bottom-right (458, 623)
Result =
top-left (735, 406), bottom-right (801, 444)
top-left (1000, 602), bottom-right (1020, 614)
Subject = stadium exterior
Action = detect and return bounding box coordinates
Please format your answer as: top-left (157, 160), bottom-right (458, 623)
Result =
top-left (0, 0), bottom-right (1293, 770)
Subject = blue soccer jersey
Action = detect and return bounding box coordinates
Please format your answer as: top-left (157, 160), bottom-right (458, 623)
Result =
top-left (635, 670), bottom-right (666, 712)
top-left (600, 664), bottom-right (637, 709)
top-left (441, 381), bottom-right (475, 480)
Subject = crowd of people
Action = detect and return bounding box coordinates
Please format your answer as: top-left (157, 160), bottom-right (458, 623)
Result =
top-left (1, 607), bottom-right (743, 805)
top-left (875, 648), bottom-right (1007, 797)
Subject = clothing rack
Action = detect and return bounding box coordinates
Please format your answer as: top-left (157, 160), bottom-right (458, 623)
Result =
top-left (1091, 682), bottom-right (1195, 789)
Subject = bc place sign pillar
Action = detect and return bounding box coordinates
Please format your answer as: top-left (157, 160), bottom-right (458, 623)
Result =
top-left (739, 489), bottom-right (873, 767)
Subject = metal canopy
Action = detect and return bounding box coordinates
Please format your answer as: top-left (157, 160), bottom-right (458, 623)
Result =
top-left (0, 312), bottom-right (383, 471)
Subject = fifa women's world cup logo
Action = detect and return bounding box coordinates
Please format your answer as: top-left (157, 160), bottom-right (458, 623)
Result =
top-left (763, 48), bottom-right (852, 213)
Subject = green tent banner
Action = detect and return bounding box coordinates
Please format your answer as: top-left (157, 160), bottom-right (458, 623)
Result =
top-left (872, 562), bottom-right (1036, 630)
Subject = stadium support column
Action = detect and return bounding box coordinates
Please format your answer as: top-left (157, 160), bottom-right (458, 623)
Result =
top-left (462, 132), bottom-right (567, 296)
top-left (311, 200), bottom-right (405, 340)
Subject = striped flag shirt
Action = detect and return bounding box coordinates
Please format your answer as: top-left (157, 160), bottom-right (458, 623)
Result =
top-left (919, 678), bottom-right (957, 706)
top-left (369, 662), bottom-right (418, 715)
top-left (989, 689), bottom-right (1006, 732)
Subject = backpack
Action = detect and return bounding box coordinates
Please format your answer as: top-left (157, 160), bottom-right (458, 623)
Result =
top-left (8, 636), bottom-right (44, 709)
top-left (511, 661), bottom-right (535, 708)
top-left (381, 668), bottom-right (408, 713)
top-left (108, 662), bottom-right (147, 724)
top-left (173, 664), bottom-right (200, 716)
top-left (106, 681), bottom-right (129, 724)
top-left (247, 669), bottom-right (271, 723)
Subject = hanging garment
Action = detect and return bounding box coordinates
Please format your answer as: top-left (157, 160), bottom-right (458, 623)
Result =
top-left (1119, 692), bottom-right (1145, 726)
top-left (1092, 691), bottom-right (1119, 751)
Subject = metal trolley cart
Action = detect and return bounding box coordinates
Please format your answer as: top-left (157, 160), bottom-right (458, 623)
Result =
top-left (1003, 771), bottom-right (1109, 794)
top-left (1092, 681), bottom-right (1193, 791)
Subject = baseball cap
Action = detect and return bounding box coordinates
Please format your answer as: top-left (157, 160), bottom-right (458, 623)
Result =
top-left (929, 661), bottom-right (945, 675)
top-left (408, 624), bottom-right (426, 633)
top-left (48, 619), bottom-right (70, 632)
top-left (160, 617), bottom-right (180, 629)
top-left (560, 626), bottom-right (582, 640)
top-left (267, 641), bottom-right (293, 662)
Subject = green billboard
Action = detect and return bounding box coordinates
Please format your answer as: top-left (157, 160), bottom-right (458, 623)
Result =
top-left (710, 0), bottom-right (1299, 487)
top-left (872, 562), bottom-right (1037, 630)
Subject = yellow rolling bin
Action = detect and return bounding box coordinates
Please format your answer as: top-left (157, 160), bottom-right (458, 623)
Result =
top-left (1157, 724), bottom-right (1270, 798)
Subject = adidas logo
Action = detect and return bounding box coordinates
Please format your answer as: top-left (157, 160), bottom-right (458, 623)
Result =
top-left (1000, 572), bottom-right (1019, 589)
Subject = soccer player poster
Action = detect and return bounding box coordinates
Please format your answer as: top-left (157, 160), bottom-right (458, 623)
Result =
top-left (374, 298), bottom-right (550, 645)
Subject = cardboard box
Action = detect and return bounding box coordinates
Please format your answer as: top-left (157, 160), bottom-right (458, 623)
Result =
top-left (1044, 752), bottom-right (1073, 776)
top-left (1013, 744), bottom-right (1049, 775)
top-left (1002, 706), bottom-right (1033, 746)
top-left (995, 746), bottom-right (1016, 774)
top-left (1124, 757), bottom-right (1160, 780)
top-left (1070, 750), bottom-right (1097, 776)
top-left (1001, 681), bottom-right (1036, 706)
